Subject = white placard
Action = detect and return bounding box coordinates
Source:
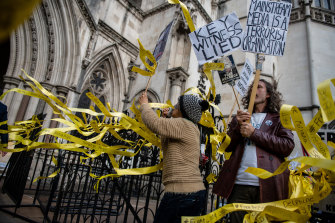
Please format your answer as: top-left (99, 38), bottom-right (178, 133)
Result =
top-left (242, 0), bottom-right (292, 56)
top-left (189, 12), bottom-right (243, 65)
top-left (234, 58), bottom-right (254, 97)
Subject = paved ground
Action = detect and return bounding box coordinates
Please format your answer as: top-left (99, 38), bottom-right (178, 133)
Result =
top-left (0, 190), bottom-right (44, 222)
top-left (0, 179), bottom-right (156, 223)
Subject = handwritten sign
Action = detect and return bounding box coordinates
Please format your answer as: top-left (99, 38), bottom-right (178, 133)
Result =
top-left (242, 0), bottom-right (292, 56)
top-left (189, 12), bottom-right (243, 65)
top-left (234, 58), bottom-right (254, 97)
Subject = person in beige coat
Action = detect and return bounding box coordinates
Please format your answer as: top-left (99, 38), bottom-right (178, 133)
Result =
top-left (139, 91), bottom-right (209, 223)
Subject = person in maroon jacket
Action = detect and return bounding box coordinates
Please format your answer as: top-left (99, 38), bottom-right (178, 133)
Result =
top-left (213, 79), bottom-right (295, 223)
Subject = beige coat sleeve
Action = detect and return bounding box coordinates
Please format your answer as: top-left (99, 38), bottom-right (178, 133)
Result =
top-left (140, 103), bottom-right (189, 139)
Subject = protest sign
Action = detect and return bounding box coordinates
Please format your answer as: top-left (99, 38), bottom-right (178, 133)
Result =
top-left (152, 20), bottom-right (173, 62)
top-left (189, 12), bottom-right (243, 65)
top-left (242, 0), bottom-right (292, 56)
top-left (234, 58), bottom-right (254, 97)
top-left (218, 55), bottom-right (240, 85)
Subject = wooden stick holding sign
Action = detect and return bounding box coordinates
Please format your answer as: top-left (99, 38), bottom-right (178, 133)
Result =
top-left (232, 86), bottom-right (241, 110)
top-left (247, 54), bottom-right (265, 115)
top-left (131, 39), bottom-right (157, 92)
top-left (227, 98), bottom-right (238, 124)
top-left (240, 0), bottom-right (291, 113)
top-left (133, 20), bottom-right (173, 92)
top-left (218, 55), bottom-right (241, 116)
top-left (145, 77), bottom-right (152, 92)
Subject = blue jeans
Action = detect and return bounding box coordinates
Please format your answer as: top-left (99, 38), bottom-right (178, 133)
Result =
top-left (153, 190), bottom-right (206, 223)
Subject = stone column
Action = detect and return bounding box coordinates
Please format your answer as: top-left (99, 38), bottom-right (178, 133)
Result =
top-left (122, 63), bottom-right (138, 111)
top-left (167, 67), bottom-right (189, 105)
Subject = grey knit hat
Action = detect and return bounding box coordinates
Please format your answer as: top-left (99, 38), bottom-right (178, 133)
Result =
top-left (178, 95), bottom-right (209, 124)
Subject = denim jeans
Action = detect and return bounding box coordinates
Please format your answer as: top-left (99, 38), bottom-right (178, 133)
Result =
top-left (153, 190), bottom-right (206, 223)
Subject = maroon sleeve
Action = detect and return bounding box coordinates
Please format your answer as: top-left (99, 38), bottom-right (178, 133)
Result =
top-left (250, 120), bottom-right (294, 158)
top-left (225, 117), bottom-right (244, 152)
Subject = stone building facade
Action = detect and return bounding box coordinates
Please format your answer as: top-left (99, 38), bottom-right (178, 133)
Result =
top-left (0, 0), bottom-right (334, 152)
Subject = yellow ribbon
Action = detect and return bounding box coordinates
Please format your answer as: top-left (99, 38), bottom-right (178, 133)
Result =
top-left (131, 39), bottom-right (157, 76)
top-left (168, 0), bottom-right (195, 32)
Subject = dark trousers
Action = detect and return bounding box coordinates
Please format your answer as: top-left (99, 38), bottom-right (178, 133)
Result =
top-left (153, 190), bottom-right (206, 223)
top-left (227, 184), bottom-right (260, 223)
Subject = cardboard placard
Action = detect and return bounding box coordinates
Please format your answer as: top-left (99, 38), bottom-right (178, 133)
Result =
top-left (234, 58), bottom-right (254, 97)
top-left (242, 0), bottom-right (292, 56)
top-left (189, 12), bottom-right (243, 65)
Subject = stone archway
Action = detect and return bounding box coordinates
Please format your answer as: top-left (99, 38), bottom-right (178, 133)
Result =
top-left (80, 44), bottom-right (126, 112)
top-left (3, 0), bottom-right (80, 124)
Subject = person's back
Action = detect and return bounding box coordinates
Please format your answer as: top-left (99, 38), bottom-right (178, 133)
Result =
top-left (139, 92), bottom-right (208, 223)
top-left (159, 117), bottom-right (203, 192)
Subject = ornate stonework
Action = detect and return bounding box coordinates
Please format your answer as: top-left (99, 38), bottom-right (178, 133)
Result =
top-left (98, 20), bottom-right (139, 58)
top-left (167, 67), bottom-right (189, 87)
top-left (116, 0), bottom-right (144, 21)
top-left (143, 2), bottom-right (174, 18)
top-left (82, 31), bottom-right (98, 69)
top-left (191, 0), bottom-right (213, 23)
top-left (85, 31), bottom-right (98, 59)
top-left (311, 7), bottom-right (335, 26)
top-left (289, 1), bottom-right (335, 27)
top-left (88, 61), bottom-right (109, 95)
top-left (28, 17), bottom-right (38, 76)
top-left (42, 1), bottom-right (55, 81)
top-left (75, 0), bottom-right (97, 32)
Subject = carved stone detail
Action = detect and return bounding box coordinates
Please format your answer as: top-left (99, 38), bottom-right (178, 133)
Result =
top-left (143, 2), bottom-right (174, 18)
top-left (190, 0), bottom-right (212, 23)
top-left (28, 17), bottom-right (38, 76)
top-left (115, 0), bottom-right (144, 21)
top-left (89, 70), bottom-right (107, 94)
top-left (98, 20), bottom-right (139, 57)
top-left (211, 0), bottom-right (219, 8)
top-left (167, 67), bottom-right (189, 87)
top-left (82, 58), bottom-right (91, 69)
top-left (56, 85), bottom-right (70, 96)
top-left (4, 76), bottom-right (21, 87)
top-left (42, 1), bottom-right (55, 81)
top-left (325, 14), bottom-right (332, 23)
top-left (282, 2), bottom-right (335, 27)
top-left (75, 0), bottom-right (97, 32)
top-left (127, 62), bottom-right (138, 81)
top-left (311, 7), bottom-right (335, 26)
top-left (85, 32), bottom-right (97, 59)
top-left (82, 30), bottom-right (98, 69)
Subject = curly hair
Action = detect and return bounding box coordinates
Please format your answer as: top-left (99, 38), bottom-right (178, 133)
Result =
top-left (241, 79), bottom-right (283, 113)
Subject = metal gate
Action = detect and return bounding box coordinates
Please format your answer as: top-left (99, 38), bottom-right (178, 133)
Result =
top-left (0, 109), bottom-right (224, 223)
